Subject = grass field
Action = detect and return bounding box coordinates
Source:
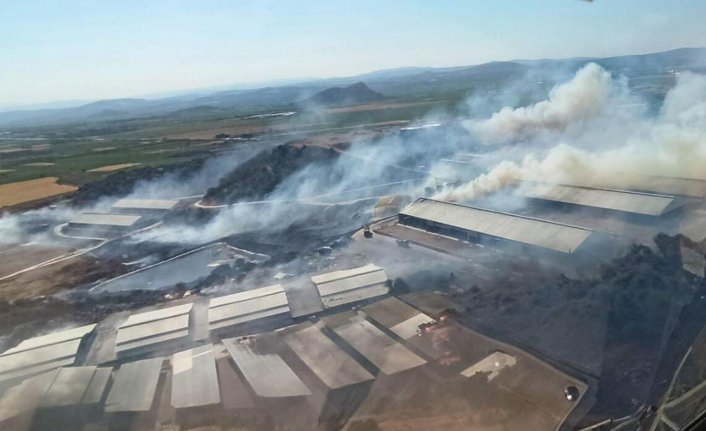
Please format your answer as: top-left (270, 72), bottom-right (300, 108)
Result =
top-left (0, 97), bottom-right (454, 187)
top-left (0, 177), bottom-right (77, 208)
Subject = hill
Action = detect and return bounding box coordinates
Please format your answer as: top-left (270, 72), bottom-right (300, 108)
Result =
top-left (2, 47), bottom-right (706, 128)
top-left (303, 82), bottom-right (385, 108)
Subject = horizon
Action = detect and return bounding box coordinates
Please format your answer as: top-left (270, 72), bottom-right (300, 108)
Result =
top-left (2, 0), bottom-right (706, 108)
top-left (2, 45), bottom-right (704, 114)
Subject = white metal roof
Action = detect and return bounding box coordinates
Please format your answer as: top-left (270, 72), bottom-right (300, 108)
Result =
top-left (115, 304), bottom-right (192, 353)
top-left (222, 336), bottom-right (311, 398)
top-left (282, 324), bottom-right (374, 389)
top-left (1, 324), bottom-right (96, 355)
top-left (519, 182), bottom-right (678, 216)
top-left (312, 264), bottom-right (388, 297)
top-left (70, 213), bottom-right (142, 227)
top-left (82, 367), bottom-right (112, 404)
top-left (0, 338), bottom-right (83, 382)
top-left (0, 370), bottom-right (59, 422)
top-left (208, 285), bottom-right (290, 330)
top-left (122, 304), bottom-right (193, 327)
top-left (112, 198), bottom-right (179, 210)
top-left (327, 315), bottom-right (426, 375)
top-left (171, 344), bottom-right (220, 408)
top-left (400, 198), bottom-right (592, 253)
top-left (104, 358), bottom-right (164, 412)
top-left (631, 175), bottom-right (706, 198)
top-left (40, 366), bottom-right (98, 407)
top-left (209, 284), bottom-right (285, 308)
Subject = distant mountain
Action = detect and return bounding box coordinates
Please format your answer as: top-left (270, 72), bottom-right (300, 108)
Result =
top-left (303, 82), bottom-right (385, 108)
top-left (1, 47), bottom-right (705, 128)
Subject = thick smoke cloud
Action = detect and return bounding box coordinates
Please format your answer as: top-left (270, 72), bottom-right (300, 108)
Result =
top-left (436, 66), bottom-right (706, 202)
top-left (467, 63), bottom-right (616, 144)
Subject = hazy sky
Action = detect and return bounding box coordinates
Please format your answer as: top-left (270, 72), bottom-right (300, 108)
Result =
top-left (1, 0), bottom-right (705, 107)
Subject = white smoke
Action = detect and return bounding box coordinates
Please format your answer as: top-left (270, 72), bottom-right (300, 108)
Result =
top-left (467, 63), bottom-right (616, 144)
top-left (437, 67), bottom-right (706, 202)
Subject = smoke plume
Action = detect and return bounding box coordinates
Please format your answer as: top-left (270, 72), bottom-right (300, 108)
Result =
top-left (436, 66), bottom-right (706, 202)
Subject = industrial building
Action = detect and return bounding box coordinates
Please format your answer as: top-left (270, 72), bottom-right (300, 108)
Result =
top-left (518, 182), bottom-right (684, 216)
top-left (398, 198), bottom-right (593, 254)
top-left (114, 303), bottom-right (192, 356)
top-left (111, 198), bottom-right (179, 215)
top-left (171, 344), bottom-right (221, 409)
top-left (281, 323), bottom-right (375, 390)
top-left (208, 284), bottom-right (290, 331)
top-left (39, 366), bottom-right (112, 407)
top-left (104, 358), bottom-right (164, 412)
top-left (0, 324), bottom-right (96, 383)
top-left (362, 297), bottom-right (442, 359)
top-left (311, 263), bottom-right (389, 309)
top-left (67, 212), bottom-right (144, 235)
top-left (322, 311), bottom-right (426, 375)
top-left (222, 335), bottom-right (311, 398)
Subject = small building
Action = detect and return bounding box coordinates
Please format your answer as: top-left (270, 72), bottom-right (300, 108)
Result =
top-left (111, 198), bottom-right (179, 215)
top-left (311, 264), bottom-right (389, 309)
top-left (398, 198), bottom-right (593, 254)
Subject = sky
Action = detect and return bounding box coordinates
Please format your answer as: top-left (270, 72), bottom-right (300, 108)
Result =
top-left (1, 0), bottom-right (705, 108)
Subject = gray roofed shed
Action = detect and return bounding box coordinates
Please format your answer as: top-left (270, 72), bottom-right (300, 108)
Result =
top-left (171, 344), bottom-right (220, 408)
top-left (399, 198), bottom-right (592, 253)
top-left (105, 358), bottom-right (164, 412)
top-left (519, 182), bottom-right (681, 216)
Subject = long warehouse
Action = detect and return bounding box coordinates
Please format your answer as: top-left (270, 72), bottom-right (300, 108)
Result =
top-left (222, 335), bottom-right (311, 398)
top-left (311, 264), bottom-right (389, 309)
top-left (398, 198), bottom-right (593, 254)
top-left (519, 182), bottom-right (683, 216)
top-left (0, 324), bottom-right (96, 383)
top-left (208, 284), bottom-right (290, 331)
top-left (111, 198), bottom-right (179, 214)
top-left (115, 304), bottom-right (192, 356)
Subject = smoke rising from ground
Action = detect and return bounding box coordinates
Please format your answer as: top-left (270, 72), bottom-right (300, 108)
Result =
top-left (436, 66), bottom-right (706, 202)
top-left (467, 63), bottom-right (616, 144)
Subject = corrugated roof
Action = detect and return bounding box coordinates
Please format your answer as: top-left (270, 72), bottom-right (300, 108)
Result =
top-left (171, 344), bottom-right (220, 408)
top-left (0, 338), bottom-right (85, 382)
top-left (400, 198), bottom-right (592, 253)
top-left (115, 304), bottom-right (192, 353)
top-left (209, 284), bottom-right (284, 308)
top-left (40, 366), bottom-right (98, 407)
top-left (104, 358), bottom-right (163, 412)
top-left (122, 304), bottom-right (193, 327)
top-left (312, 264), bottom-right (388, 296)
top-left (112, 198), bottom-right (178, 210)
top-left (222, 336), bottom-right (311, 397)
top-left (282, 323), bottom-right (374, 389)
top-left (0, 370), bottom-right (59, 422)
top-left (208, 285), bottom-right (290, 330)
top-left (1, 324), bottom-right (95, 355)
top-left (520, 182), bottom-right (679, 216)
top-left (325, 314), bottom-right (426, 375)
top-left (70, 213), bottom-right (142, 227)
top-left (633, 175), bottom-right (706, 198)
